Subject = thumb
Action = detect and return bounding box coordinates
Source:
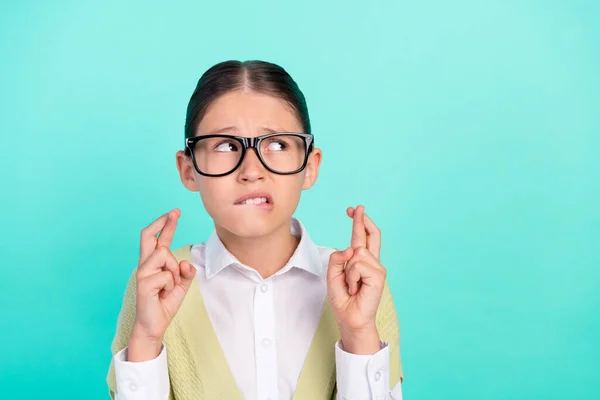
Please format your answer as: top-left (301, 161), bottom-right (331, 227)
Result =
top-left (161, 260), bottom-right (196, 315)
top-left (327, 247), bottom-right (354, 281)
top-left (179, 260), bottom-right (196, 292)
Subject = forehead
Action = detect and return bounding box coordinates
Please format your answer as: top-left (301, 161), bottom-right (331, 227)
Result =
top-left (197, 89), bottom-right (303, 137)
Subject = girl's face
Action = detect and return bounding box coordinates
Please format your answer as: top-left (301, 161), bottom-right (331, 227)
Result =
top-left (176, 89), bottom-right (322, 238)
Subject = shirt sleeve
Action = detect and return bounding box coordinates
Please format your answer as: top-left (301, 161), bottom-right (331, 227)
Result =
top-left (113, 344), bottom-right (170, 400)
top-left (335, 339), bottom-right (403, 400)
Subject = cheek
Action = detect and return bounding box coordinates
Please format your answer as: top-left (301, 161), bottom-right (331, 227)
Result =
top-left (276, 176), bottom-right (304, 208)
top-left (196, 177), bottom-right (230, 211)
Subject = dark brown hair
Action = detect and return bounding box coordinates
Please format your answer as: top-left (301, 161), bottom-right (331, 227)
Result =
top-left (184, 60), bottom-right (311, 146)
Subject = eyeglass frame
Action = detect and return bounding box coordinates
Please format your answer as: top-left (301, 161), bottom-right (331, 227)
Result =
top-left (184, 132), bottom-right (315, 177)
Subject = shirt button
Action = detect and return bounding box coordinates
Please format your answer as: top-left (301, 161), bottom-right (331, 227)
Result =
top-left (129, 382), bottom-right (138, 392)
top-left (260, 283), bottom-right (269, 293)
top-left (262, 338), bottom-right (272, 347)
top-left (374, 371), bottom-right (382, 382)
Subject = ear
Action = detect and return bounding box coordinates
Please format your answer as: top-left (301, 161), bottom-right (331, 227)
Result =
top-left (176, 150), bottom-right (200, 192)
top-left (302, 147), bottom-right (322, 190)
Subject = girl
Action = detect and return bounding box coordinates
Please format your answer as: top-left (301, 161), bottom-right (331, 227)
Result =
top-left (106, 60), bottom-right (404, 400)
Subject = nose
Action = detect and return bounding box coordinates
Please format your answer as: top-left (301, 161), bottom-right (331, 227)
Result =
top-left (237, 148), bottom-right (266, 183)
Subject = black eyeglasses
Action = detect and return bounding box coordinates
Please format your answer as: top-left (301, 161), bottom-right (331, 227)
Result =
top-left (185, 132), bottom-right (314, 177)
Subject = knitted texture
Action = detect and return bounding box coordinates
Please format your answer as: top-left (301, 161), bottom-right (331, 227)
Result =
top-left (106, 245), bottom-right (403, 399)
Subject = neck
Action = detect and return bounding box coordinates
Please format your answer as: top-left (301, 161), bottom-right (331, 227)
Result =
top-left (214, 219), bottom-right (300, 279)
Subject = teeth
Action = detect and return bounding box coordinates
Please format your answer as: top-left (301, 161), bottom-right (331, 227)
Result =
top-left (242, 197), bottom-right (268, 205)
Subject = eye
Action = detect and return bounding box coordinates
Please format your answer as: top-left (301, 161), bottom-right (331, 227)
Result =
top-left (265, 139), bottom-right (288, 151)
top-left (215, 141), bottom-right (239, 152)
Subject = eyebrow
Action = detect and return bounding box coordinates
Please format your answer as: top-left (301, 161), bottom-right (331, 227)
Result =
top-left (202, 126), bottom-right (287, 135)
top-left (201, 126), bottom-right (237, 135)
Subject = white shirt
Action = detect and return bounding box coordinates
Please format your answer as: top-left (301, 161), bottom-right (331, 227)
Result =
top-left (113, 218), bottom-right (403, 400)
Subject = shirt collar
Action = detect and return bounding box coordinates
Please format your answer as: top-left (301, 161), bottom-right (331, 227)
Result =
top-left (204, 217), bottom-right (324, 280)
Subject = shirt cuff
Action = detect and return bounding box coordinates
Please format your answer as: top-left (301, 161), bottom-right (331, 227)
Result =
top-left (113, 344), bottom-right (170, 400)
top-left (335, 339), bottom-right (390, 400)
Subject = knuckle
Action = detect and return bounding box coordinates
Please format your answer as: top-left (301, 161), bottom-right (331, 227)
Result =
top-left (138, 257), bottom-right (152, 271)
top-left (140, 227), bottom-right (151, 239)
top-left (137, 277), bottom-right (149, 293)
top-left (156, 245), bottom-right (170, 257)
top-left (350, 266), bottom-right (361, 278)
top-left (165, 253), bottom-right (178, 267)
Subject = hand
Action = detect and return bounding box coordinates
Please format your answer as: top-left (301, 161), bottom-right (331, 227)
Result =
top-left (128, 208), bottom-right (196, 361)
top-left (327, 205), bottom-right (387, 354)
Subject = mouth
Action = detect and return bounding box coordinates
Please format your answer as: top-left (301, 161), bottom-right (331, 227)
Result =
top-left (234, 192), bottom-right (274, 208)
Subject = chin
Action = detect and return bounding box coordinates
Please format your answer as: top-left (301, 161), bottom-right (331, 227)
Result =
top-left (216, 208), bottom-right (281, 238)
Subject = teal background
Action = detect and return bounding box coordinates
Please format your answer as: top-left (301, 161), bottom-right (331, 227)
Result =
top-left (1, 0), bottom-right (598, 398)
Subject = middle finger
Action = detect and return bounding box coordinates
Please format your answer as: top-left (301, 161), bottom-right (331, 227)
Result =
top-left (351, 205), bottom-right (367, 249)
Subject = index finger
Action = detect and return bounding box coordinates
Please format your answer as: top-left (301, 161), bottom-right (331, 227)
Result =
top-left (156, 208), bottom-right (180, 249)
top-left (350, 205), bottom-right (367, 249)
top-left (139, 209), bottom-right (178, 265)
top-left (346, 207), bottom-right (381, 260)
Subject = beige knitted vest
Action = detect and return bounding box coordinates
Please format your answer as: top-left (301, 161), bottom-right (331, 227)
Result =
top-left (106, 245), bottom-right (403, 399)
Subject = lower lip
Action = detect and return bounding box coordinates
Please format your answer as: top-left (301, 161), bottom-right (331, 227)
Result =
top-left (235, 201), bottom-right (274, 210)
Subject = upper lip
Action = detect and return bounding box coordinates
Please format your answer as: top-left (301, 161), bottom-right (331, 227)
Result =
top-left (234, 191), bottom-right (273, 205)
